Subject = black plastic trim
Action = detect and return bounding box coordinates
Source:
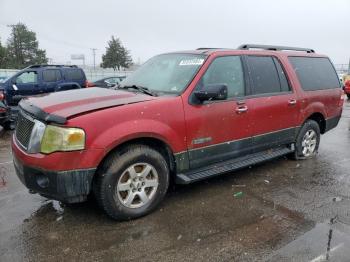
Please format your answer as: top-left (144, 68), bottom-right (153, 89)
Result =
top-left (19, 99), bottom-right (66, 124)
top-left (325, 115), bottom-right (341, 132)
top-left (13, 154), bottom-right (96, 203)
top-left (175, 127), bottom-right (298, 173)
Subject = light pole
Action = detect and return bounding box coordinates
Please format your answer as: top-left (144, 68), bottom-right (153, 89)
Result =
top-left (91, 48), bottom-right (97, 70)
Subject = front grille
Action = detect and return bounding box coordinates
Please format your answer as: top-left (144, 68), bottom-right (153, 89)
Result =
top-left (15, 111), bottom-right (35, 149)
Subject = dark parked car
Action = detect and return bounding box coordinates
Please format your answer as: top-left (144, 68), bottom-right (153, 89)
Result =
top-left (89, 76), bottom-right (126, 88)
top-left (0, 64), bottom-right (87, 128)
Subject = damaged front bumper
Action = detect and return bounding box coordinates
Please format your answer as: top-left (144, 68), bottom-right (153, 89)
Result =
top-left (13, 154), bottom-right (96, 203)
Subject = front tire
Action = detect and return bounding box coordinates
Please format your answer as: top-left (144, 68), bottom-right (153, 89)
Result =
top-left (293, 120), bottom-right (320, 160)
top-left (94, 145), bottom-right (169, 221)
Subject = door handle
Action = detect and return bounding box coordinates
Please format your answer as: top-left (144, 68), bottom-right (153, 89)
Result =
top-left (236, 106), bottom-right (248, 114)
top-left (288, 99), bottom-right (297, 105)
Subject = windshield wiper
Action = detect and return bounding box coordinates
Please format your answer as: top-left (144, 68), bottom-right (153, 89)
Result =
top-left (120, 85), bottom-right (157, 96)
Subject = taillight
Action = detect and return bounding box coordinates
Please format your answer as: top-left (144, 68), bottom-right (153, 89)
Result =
top-left (85, 81), bottom-right (95, 87)
top-left (0, 91), bottom-right (4, 101)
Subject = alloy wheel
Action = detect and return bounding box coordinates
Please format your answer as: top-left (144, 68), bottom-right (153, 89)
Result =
top-left (115, 163), bottom-right (159, 209)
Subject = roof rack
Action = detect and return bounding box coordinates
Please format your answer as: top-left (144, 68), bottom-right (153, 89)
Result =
top-left (26, 64), bottom-right (78, 69)
top-left (196, 47), bottom-right (225, 50)
top-left (237, 44), bottom-right (315, 53)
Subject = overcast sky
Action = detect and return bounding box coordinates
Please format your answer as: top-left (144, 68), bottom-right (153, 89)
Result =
top-left (0, 0), bottom-right (349, 66)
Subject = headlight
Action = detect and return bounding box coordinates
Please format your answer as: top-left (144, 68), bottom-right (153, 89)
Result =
top-left (40, 125), bottom-right (85, 154)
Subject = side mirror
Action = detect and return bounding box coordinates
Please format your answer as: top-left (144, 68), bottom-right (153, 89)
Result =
top-left (194, 84), bottom-right (228, 102)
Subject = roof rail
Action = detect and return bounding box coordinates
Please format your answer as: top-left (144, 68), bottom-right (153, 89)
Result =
top-left (26, 64), bottom-right (78, 69)
top-left (237, 44), bottom-right (315, 53)
top-left (196, 47), bottom-right (226, 50)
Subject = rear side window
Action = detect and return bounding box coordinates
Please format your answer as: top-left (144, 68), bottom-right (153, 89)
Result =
top-left (288, 57), bottom-right (340, 90)
top-left (247, 56), bottom-right (282, 95)
top-left (65, 69), bottom-right (84, 81)
top-left (43, 69), bottom-right (62, 82)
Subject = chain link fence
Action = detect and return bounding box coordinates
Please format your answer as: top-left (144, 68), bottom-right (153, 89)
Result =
top-left (0, 68), bottom-right (134, 82)
top-left (334, 64), bottom-right (349, 75)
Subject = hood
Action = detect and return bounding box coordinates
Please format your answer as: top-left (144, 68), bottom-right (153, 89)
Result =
top-left (19, 87), bottom-right (156, 124)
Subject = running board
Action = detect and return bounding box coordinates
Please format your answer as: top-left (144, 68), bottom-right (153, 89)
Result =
top-left (176, 147), bottom-right (293, 184)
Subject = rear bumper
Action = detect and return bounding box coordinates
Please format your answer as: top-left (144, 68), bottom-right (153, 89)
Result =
top-left (13, 153), bottom-right (96, 203)
top-left (325, 114), bottom-right (341, 133)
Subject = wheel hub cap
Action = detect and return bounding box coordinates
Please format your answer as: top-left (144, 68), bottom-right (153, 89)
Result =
top-left (301, 129), bottom-right (317, 157)
top-left (115, 163), bottom-right (159, 209)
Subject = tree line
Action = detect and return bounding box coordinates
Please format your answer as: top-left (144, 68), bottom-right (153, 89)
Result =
top-left (0, 23), bottom-right (132, 71)
top-left (0, 23), bottom-right (48, 69)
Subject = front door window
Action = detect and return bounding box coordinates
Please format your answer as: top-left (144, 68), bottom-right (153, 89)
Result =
top-left (16, 71), bottom-right (38, 84)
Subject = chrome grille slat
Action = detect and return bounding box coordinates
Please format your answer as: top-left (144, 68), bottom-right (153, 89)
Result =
top-left (15, 111), bottom-right (35, 149)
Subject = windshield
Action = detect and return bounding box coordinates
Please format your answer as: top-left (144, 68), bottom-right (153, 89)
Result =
top-left (121, 53), bottom-right (206, 95)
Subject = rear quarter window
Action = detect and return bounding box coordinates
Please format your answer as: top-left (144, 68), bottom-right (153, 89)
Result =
top-left (65, 69), bottom-right (85, 81)
top-left (288, 57), bottom-right (340, 91)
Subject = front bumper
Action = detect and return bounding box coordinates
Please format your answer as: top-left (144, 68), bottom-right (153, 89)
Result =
top-left (13, 154), bottom-right (96, 203)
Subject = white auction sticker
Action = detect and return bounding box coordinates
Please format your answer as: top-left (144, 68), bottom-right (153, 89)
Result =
top-left (179, 58), bottom-right (204, 66)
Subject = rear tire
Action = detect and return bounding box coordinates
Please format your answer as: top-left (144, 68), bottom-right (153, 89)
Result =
top-left (292, 120), bottom-right (320, 160)
top-left (93, 145), bottom-right (169, 221)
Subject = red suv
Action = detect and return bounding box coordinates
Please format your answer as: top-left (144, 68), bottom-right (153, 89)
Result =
top-left (12, 44), bottom-right (343, 220)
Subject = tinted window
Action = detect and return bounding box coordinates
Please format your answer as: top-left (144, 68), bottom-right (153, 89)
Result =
top-left (197, 56), bottom-right (245, 98)
top-left (247, 56), bottom-right (281, 94)
top-left (288, 57), bottom-right (340, 90)
top-left (273, 57), bottom-right (290, 92)
top-left (16, 71), bottom-right (38, 84)
top-left (43, 69), bottom-right (62, 82)
top-left (66, 69), bottom-right (84, 81)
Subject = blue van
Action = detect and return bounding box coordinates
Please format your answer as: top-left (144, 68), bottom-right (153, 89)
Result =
top-left (0, 64), bottom-right (87, 128)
